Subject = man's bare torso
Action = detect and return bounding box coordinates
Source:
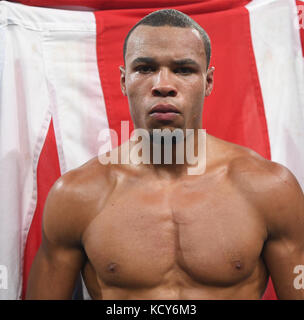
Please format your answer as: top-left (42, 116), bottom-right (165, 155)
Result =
top-left (76, 135), bottom-right (270, 299)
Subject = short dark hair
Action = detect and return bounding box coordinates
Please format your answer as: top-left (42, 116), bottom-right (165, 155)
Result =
top-left (123, 9), bottom-right (211, 69)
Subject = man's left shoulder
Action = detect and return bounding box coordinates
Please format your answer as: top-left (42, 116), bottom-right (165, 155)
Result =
top-left (228, 145), bottom-right (304, 215)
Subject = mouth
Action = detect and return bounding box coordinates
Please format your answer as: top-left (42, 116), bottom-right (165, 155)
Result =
top-left (149, 104), bottom-right (181, 114)
top-left (149, 104), bottom-right (181, 122)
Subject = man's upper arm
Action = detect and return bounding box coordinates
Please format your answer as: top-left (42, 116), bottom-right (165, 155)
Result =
top-left (262, 163), bottom-right (304, 299)
top-left (26, 174), bottom-right (86, 300)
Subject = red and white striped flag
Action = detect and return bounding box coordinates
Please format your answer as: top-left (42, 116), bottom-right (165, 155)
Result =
top-left (0, 0), bottom-right (303, 300)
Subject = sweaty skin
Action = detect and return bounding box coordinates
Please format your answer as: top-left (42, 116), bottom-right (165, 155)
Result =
top-left (26, 25), bottom-right (304, 300)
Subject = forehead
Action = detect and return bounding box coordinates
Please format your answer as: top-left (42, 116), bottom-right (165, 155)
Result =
top-left (125, 25), bottom-right (206, 66)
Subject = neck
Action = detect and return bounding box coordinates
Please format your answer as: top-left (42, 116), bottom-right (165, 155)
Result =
top-left (120, 128), bottom-right (207, 178)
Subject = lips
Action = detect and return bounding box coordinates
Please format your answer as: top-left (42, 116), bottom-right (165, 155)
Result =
top-left (149, 104), bottom-right (181, 122)
top-left (149, 104), bottom-right (180, 114)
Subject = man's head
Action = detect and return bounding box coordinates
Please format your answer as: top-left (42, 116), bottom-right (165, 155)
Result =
top-left (123, 9), bottom-right (212, 70)
top-left (120, 9), bottom-right (214, 134)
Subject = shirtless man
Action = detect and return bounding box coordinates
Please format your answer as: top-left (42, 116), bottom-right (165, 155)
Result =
top-left (26, 9), bottom-right (304, 300)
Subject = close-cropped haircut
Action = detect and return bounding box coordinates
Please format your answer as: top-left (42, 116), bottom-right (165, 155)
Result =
top-left (123, 9), bottom-right (212, 69)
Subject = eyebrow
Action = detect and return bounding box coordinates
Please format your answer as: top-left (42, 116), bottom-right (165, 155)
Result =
top-left (173, 59), bottom-right (200, 67)
top-left (131, 57), bottom-right (200, 67)
top-left (131, 57), bottom-right (156, 66)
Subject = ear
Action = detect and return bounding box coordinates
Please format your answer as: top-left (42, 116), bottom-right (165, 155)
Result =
top-left (205, 66), bottom-right (215, 97)
top-left (119, 66), bottom-right (127, 96)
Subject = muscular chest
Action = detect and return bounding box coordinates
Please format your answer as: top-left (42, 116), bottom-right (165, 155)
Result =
top-left (83, 176), bottom-right (267, 288)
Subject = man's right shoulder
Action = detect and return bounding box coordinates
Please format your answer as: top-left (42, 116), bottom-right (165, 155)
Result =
top-left (42, 157), bottom-right (117, 246)
top-left (50, 157), bottom-right (116, 203)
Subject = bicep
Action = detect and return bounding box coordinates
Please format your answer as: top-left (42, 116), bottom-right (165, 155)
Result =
top-left (26, 177), bottom-right (87, 299)
top-left (263, 236), bottom-right (304, 299)
top-left (263, 166), bottom-right (304, 299)
top-left (26, 232), bottom-right (85, 299)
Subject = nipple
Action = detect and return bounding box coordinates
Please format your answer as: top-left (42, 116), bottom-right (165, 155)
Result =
top-left (107, 263), bottom-right (118, 273)
top-left (234, 260), bottom-right (242, 270)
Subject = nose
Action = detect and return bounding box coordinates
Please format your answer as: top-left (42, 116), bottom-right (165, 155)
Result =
top-left (151, 68), bottom-right (177, 97)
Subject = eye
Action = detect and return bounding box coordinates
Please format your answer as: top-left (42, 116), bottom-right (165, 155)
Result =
top-left (174, 67), bottom-right (194, 75)
top-left (135, 65), bottom-right (155, 74)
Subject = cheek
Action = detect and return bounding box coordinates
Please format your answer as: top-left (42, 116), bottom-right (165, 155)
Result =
top-left (184, 77), bottom-right (205, 94)
top-left (183, 82), bottom-right (205, 121)
top-left (185, 81), bottom-right (205, 105)
top-left (126, 80), bottom-right (150, 109)
top-left (125, 76), bottom-right (148, 123)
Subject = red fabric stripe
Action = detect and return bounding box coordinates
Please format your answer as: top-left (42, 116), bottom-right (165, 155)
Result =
top-left (296, 0), bottom-right (304, 56)
top-left (11, 0), bottom-right (250, 11)
top-left (21, 119), bottom-right (61, 299)
top-left (262, 279), bottom-right (277, 300)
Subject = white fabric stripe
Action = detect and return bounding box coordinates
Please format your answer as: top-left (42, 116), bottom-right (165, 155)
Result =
top-left (0, 1), bottom-right (110, 299)
top-left (2, 1), bottom-right (111, 177)
top-left (0, 1), bottom-right (96, 31)
top-left (0, 2), bottom-right (52, 298)
top-left (21, 110), bottom-right (52, 299)
top-left (295, 1), bottom-right (304, 108)
top-left (41, 17), bottom-right (110, 172)
top-left (246, 0), bottom-right (304, 190)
